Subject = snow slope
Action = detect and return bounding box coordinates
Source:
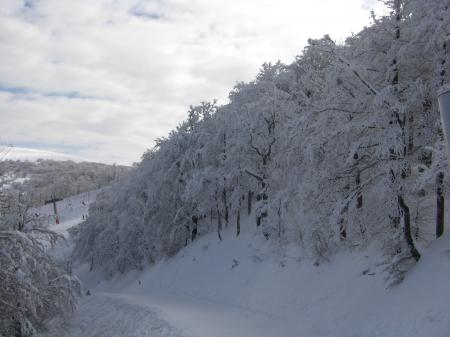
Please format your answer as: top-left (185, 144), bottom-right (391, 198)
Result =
top-left (50, 208), bottom-right (450, 337)
top-left (60, 294), bottom-right (186, 337)
top-left (37, 191), bottom-right (99, 263)
top-left (33, 191), bottom-right (97, 231)
top-left (0, 145), bottom-right (87, 162)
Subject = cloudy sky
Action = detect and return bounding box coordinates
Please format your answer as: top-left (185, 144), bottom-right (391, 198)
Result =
top-left (0, 0), bottom-right (386, 165)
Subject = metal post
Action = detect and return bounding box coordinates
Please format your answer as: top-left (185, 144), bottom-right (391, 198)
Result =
top-left (438, 89), bottom-right (450, 159)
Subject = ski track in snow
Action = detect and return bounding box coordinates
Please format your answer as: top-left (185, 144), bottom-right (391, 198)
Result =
top-left (61, 293), bottom-right (187, 337)
top-left (59, 289), bottom-right (296, 337)
top-left (96, 292), bottom-right (297, 337)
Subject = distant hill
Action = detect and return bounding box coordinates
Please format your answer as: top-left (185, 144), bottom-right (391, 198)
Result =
top-left (0, 145), bottom-right (130, 207)
top-left (0, 144), bottom-right (89, 163)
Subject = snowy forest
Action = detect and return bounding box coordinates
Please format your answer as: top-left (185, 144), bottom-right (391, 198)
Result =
top-left (2, 0), bottom-right (450, 336)
top-left (0, 159), bottom-right (129, 206)
top-left (74, 0), bottom-right (449, 280)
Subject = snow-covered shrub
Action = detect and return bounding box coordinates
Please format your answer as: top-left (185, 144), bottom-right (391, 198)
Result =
top-left (0, 191), bottom-right (81, 336)
top-left (0, 229), bottom-right (81, 336)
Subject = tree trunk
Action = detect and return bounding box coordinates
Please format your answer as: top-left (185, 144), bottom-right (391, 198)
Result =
top-left (354, 152), bottom-right (362, 209)
top-left (215, 184), bottom-right (222, 241)
top-left (408, 114), bottom-right (414, 154)
top-left (388, 0), bottom-right (401, 228)
top-left (217, 209), bottom-right (222, 241)
top-left (398, 195), bottom-right (420, 261)
top-left (222, 188), bottom-right (229, 226)
top-left (440, 40), bottom-right (447, 86)
top-left (247, 190), bottom-right (253, 215)
top-left (356, 169), bottom-right (362, 209)
top-left (14, 319), bottom-right (21, 337)
top-left (185, 224), bottom-right (190, 246)
top-left (436, 172), bottom-right (445, 238)
top-left (338, 204), bottom-right (348, 241)
top-left (191, 215), bottom-right (198, 241)
top-left (391, 0), bottom-right (401, 85)
top-left (236, 209), bottom-right (240, 237)
top-left (277, 202), bottom-right (282, 238)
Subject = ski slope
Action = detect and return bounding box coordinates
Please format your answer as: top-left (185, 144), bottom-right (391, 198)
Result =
top-left (34, 191), bottom-right (96, 232)
top-left (48, 197), bottom-right (450, 337)
top-left (39, 191), bottom-right (99, 262)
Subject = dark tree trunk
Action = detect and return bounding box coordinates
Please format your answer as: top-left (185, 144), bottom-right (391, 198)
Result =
top-left (408, 114), bottom-right (414, 154)
top-left (356, 169), bottom-right (362, 209)
top-left (436, 172), bottom-right (445, 238)
top-left (389, 170), bottom-right (401, 229)
top-left (236, 209), bottom-right (240, 237)
top-left (217, 209), bottom-right (222, 241)
top-left (222, 189), bottom-right (229, 226)
top-left (247, 190), bottom-right (253, 215)
top-left (191, 215), bottom-right (198, 241)
top-left (215, 184), bottom-right (222, 241)
top-left (354, 152), bottom-right (362, 209)
top-left (14, 319), bottom-right (21, 337)
top-left (339, 204), bottom-right (348, 241)
top-left (391, 0), bottom-right (401, 85)
top-left (398, 195), bottom-right (420, 261)
top-left (236, 196), bottom-right (242, 237)
top-left (440, 40), bottom-right (447, 86)
top-left (185, 224), bottom-right (190, 246)
top-left (277, 202), bottom-right (282, 238)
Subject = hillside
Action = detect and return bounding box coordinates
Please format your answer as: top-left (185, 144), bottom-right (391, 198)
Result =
top-left (74, 0), bottom-right (450, 284)
top-left (50, 213), bottom-right (450, 337)
top-left (0, 151), bottom-right (129, 210)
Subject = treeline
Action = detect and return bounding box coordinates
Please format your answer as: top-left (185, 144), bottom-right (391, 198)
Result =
top-left (0, 159), bottom-right (129, 206)
top-left (74, 0), bottom-right (449, 283)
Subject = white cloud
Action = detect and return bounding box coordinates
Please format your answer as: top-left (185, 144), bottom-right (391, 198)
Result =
top-left (0, 0), bottom-right (385, 164)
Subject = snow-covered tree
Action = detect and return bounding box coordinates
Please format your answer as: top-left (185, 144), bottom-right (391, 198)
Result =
top-left (72, 0), bottom-right (449, 283)
top-left (0, 190), bottom-right (81, 336)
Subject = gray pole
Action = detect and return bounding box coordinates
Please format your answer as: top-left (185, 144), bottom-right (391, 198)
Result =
top-left (438, 89), bottom-right (450, 159)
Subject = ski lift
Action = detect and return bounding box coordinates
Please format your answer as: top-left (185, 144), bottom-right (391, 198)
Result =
top-left (439, 88), bottom-right (450, 161)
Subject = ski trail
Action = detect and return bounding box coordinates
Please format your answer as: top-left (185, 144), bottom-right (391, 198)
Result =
top-left (61, 293), bottom-right (189, 337)
top-left (94, 292), bottom-right (299, 337)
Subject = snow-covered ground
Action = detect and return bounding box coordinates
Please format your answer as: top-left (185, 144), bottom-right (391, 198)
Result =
top-left (37, 191), bottom-right (98, 262)
top-left (47, 199), bottom-right (450, 337)
top-left (33, 191), bottom-right (97, 232)
top-left (0, 145), bottom-right (87, 162)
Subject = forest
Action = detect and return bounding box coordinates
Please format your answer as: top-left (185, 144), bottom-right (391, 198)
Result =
top-left (74, 0), bottom-right (449, 284)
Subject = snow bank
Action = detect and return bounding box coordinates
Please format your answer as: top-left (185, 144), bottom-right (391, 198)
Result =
top-left (74, 218), bottom-right (450, 337)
